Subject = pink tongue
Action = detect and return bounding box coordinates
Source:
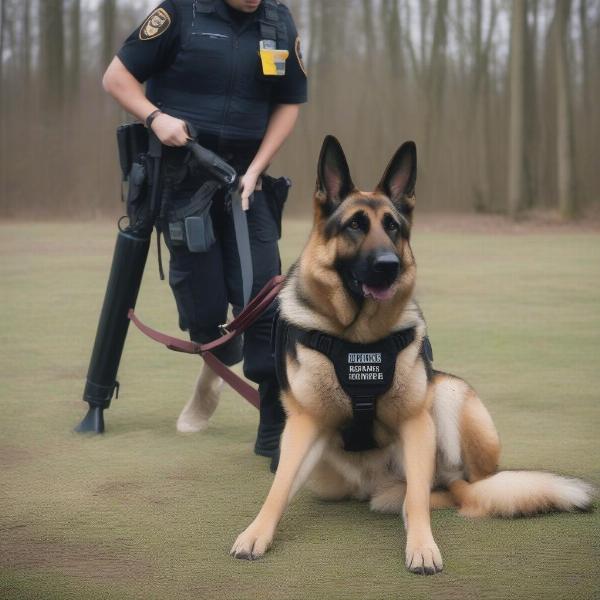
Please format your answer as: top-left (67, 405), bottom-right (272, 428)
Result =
top-left (362, 284), bottom-right (395, 301)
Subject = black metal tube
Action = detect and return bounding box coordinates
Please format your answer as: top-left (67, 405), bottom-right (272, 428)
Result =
top-left (76, 228), bottom-right (151, 432)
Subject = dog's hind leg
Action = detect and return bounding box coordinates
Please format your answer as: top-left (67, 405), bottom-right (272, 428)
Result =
top-left (447, 389), bottom-right (501, 513)
top-left (459, 390), bottom-right (501, 483)
top-left (231, 407), bottom-right (323, 560)
top-left (448, 391), bottom-right (592, 517)
top-left (176, 361), bottom-right (223, 433)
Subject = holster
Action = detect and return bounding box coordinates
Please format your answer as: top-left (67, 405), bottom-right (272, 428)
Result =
top-left (261, 174), bottom-right (291, 239)
top-left (117, 123), bottom-right (160, 236)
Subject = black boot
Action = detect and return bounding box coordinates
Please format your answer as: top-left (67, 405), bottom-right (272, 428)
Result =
top-left (254, 378), bottom-right (285, 459)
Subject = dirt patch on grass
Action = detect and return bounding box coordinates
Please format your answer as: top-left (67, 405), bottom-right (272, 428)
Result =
top-left (93, 480), bottom-right (146, 495)
top-left (92, 480), bottom-right (171, 507)
top-left (0, 447), bottom-right (33, 469)
top-left (0, 532), bottom-right (152, 582)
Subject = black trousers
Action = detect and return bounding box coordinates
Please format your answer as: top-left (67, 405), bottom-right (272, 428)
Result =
top-left (163, 175), bottom-right (285, 430)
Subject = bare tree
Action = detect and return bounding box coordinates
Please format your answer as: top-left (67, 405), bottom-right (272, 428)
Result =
top-left (425, 0), bottom-right (448, 156)
top-left (40, 0), bottom-right (65, 111)
top-left (579, 0), bottom-right (591, 114)
top-left (554, 0), bottom-right (577, 218)
top-left (69, 0), bottom-right (81, 100)
top-left (22, 0), bottom-right (32, 91)
top-left (470, 0), bottom-right (499, 212)
top-left (381, 0), bottom-right (404, 79)
top-left (102, 0), bottom-right (117, 71)
top-left (0, 0), bottom-right (7, 93)
top-left (507, 0), bottom-right (527, 218)
top-left (523, 0), bottom-right (540, 209)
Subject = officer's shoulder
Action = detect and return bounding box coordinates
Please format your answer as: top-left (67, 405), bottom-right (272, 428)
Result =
top-left (275, 1), bottom-right (291, 14)
top-left (274, 1), bottom-right (296, 24)
top-left (142, 0), bottom-right (181, 22)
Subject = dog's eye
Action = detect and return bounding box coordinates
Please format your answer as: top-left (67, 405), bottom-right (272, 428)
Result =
top-left (384, 216), bottom-right (399, 232)
top-left (346, 212), bottom-right (367, 232)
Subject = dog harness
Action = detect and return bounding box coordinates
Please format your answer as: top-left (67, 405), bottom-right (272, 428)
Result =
top-left (273, 316), bottom-right (420, 452)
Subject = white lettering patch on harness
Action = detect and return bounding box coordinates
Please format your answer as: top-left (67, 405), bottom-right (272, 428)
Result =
top-left (347, 353), bottom-right (384, 381)
top-left (348, 353), bottom-right (382, 364)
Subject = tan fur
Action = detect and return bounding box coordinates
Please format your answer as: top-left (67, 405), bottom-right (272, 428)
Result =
top-left (231, 154), bottom-right (594, 574)
top-left (176, 362), bottom-right (222, 433)
top-left (459, 388), bottom-right (501, 481)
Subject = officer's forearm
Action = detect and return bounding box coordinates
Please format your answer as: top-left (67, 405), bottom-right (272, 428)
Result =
top-left (247, 104), bottom-right (300, 175)
top-left (102, 57), bottom-right (157, 123)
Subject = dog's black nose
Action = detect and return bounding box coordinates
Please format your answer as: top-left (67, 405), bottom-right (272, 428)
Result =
top-left (372, 252), bottom-right (400, 282)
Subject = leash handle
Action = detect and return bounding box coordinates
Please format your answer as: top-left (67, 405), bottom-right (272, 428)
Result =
top-left (184, 122), bottom-right (237, 187)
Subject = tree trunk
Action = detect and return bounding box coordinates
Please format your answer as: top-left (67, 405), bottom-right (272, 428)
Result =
top-left (555, 0), bottom-right (577, 218)
top-left (382, 0), bottom-right (403, 78)
top-left (102, 0), bottom-right (117, 71)
top-left (471, 0), bottom-right (498, 212)
top-left (0, 0), bottom-right (8, 92)
top-left (579, 0), bottom-right (590, 114)
top-left (306, 0), bottom-right (319, 71)
top-left (40, 0), bottom-right (65, 111)
top-left (70, 0), bottom-right (81, 100)
top-left (524, 0), bottom-right (539, 209)
top-left (22, 0), bottom-right (32, 92)
top-left (424, 0), bottom-right (448, 156)
top-left (507, 0), bottom-right (527, 218)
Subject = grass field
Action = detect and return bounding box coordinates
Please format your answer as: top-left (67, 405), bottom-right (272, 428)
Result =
top-left (1, 219), bottom-right (599, 600)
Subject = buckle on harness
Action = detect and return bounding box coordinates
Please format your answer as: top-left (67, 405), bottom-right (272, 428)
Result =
top-left (219, 323), bottom-right (229, 336)
top-left (353, 396), bottom-right (376, 413)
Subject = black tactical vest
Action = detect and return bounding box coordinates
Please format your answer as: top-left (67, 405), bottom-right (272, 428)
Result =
top-left (147, 0), bottom-right (288, 141)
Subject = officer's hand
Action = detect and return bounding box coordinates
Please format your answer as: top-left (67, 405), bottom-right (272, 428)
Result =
top-left (151, 113), bottom-right (190, 147)
top-left (239, 170), bottom-right (259, 211)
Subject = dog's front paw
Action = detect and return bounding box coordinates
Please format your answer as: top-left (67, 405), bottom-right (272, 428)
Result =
top-left (405, 538), bottom-right (443, 575)
top-left (230, 524), bottom-right (274, 561)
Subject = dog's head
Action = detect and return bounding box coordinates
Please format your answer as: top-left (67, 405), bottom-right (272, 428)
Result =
top-left (304, 136), bottom-right (417, 325)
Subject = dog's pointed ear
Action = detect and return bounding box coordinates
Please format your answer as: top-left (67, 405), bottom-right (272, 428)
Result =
top-left (315, 135), bottom-right (356, 215)
top-left (376, 141), bottom-right (417, 220)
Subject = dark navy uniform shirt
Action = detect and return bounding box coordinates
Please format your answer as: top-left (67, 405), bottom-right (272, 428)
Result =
top-left (118, 0), bottom-right (307, 142)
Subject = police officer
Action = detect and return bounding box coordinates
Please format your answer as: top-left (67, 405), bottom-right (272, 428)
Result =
top-left (103, 0), bottom-right (307, 468)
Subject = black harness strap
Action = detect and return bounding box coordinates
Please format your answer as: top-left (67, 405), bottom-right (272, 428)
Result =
top-left (278, 320), bottom-right (416, 452)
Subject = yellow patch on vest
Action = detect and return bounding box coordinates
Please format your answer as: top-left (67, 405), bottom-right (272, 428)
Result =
top-left (260, 49), bottom-right (289, 76)
top-left (295, 37), bottom-right (306, 77)
top-left (139, 7), bottom-right (171, 41)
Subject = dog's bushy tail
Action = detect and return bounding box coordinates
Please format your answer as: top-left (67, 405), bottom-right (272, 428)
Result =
top-left (449, 471), bottom-right (594, 518)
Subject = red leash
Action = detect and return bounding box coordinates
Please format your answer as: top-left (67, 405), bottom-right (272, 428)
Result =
top-left (128, 275), bottom-right (285, 409)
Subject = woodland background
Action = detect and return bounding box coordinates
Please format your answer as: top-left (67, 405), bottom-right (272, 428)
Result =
top-left (0, 0), bottom-right (599, 219)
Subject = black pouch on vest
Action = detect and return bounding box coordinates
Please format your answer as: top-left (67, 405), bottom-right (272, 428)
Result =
top-left (167, 180), bottom-right (221, 252)
top-left (261, 175), bottom-right (291, 239)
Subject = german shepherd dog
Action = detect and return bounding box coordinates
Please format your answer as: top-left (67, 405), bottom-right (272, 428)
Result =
top-left (230, 136), bottom-right (593, 574)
